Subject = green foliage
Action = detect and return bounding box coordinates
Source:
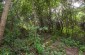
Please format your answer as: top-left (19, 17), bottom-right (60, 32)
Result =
top-left (0, 0), bottom-right (85, 54)
top-left (80, 45), bottom-right (85, 52)
top-left (51, 35), bottom-right (58, 42)
top-left (0, 45), bottom-right (12, 55)
top-left (76, 12), bottom-right (85, 21)
top-left (34, 37), bottom-right (44, 54)
top-left (61, 37), bottom-right (85, 52)
top-left (20, 0), bottom-right (32, 16)
top-left (4, 27), bottom-right (21, 43)
top-left (61, 37), bottom-right (80, 47)
top-left (13, 39), bottom-right (30, 52)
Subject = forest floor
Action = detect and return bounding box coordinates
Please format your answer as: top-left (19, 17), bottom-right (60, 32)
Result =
top-left (44, 39), bottom-right (79, 55)
top-left (0, 34), bottom-right (85, 55)
top-left (40, 34), bottom-right (84, 55)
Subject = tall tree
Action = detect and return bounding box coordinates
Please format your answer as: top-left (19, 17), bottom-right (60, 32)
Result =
top-left (0, 0), bottom-right (11, 44)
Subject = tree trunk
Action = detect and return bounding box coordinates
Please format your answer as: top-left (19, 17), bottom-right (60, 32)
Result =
top-left (0, 0), bottom-right (11, 44)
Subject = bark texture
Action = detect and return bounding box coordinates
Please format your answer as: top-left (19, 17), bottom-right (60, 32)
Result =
top-left (0, 0), bottom-right (11, 44)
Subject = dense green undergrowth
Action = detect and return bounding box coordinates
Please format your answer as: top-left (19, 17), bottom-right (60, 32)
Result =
top-left (0, 23), bottom-right (84, 55)
top-left (0, 31), bottom-right (85, 55)
top-left (0, 0), bottom-right (85, 55)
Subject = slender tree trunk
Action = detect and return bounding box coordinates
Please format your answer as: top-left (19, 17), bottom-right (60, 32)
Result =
top-left (0, 0), bottom-right (11, 44)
